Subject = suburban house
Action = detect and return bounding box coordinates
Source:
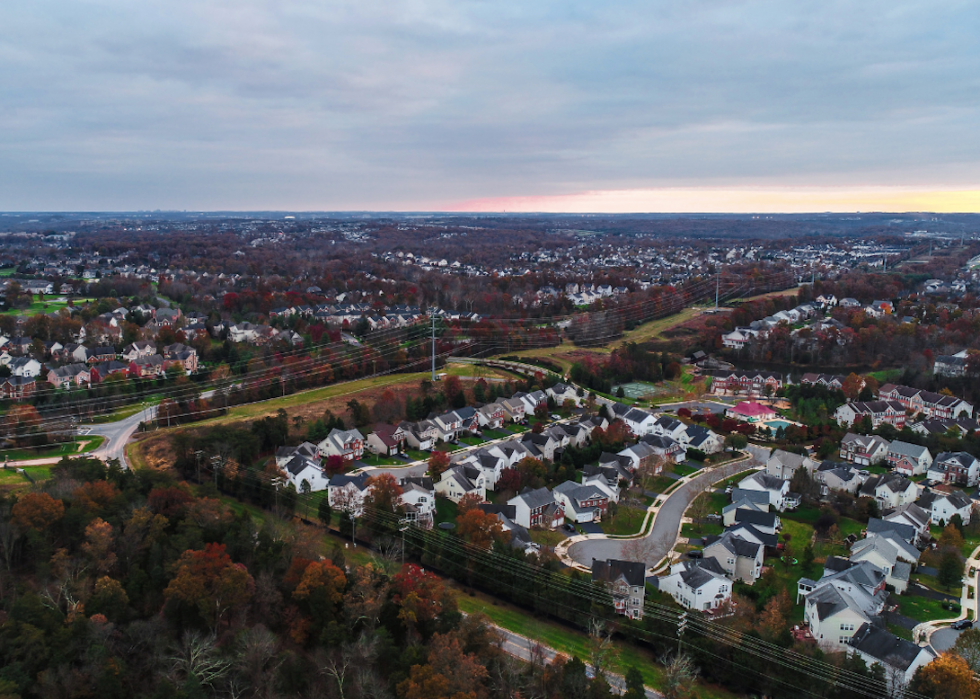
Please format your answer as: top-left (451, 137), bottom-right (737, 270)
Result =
top-left (737, 472), bottom-right (793, 511)
top-left (516, 390), bottom-right (548, 415)
top-left (798, 558), bottom-right (887, 649)
top-left (366, 423), bottom-right (406, 456)
top-left (833, 401), bottom-right (906, 429)
top-left (878, 384), bottom-right (973, 420)
top-left (838, 433), bottom-right (890, 467)
top-left (399, 420), bottom-right (439, 450)
top-left (815, 462), bottom-right (865, 495)
top-left (916, 490), bottom-right (973, 525)
top-left (927, 451), bottom-right (980, 487)
top-left (552, 481), bottom-right (609, 523)
top-left (398, 477), bottom-right (435, 527)
top-left (9, 357), bottom-right (42, 378)
top-left (275, 442), bottom-right (319, 469)
top-left (435, 464), bottom-right (486, 503)
top-left (882, 503), bottom-right (932, 546)
top-left (684, 425), bottom-right (724, 454)
top-left (317, 428), bottom-right (365, 462)
top-left (547, 382), bottom-right (580, 406)
top-left (885, 441), bottom-right (932, 476)
top-left (722, 491), bottom-right (769, 527)
top-left (703, 531), bottom-right (764, 583)
top-left (0, 376), bottom-right (36, 399)
top-left (849, 535), bottom-right (916, 593)
top-left (499, 397), bottom-right (526, 422)
top-left (281, 455), bottom-right (329, 493)
top-left (638, 434), bottom-right (687, 461)
top-left (766, 449), bottom-right (819, 480)
top-left (582, 464), bottom-right (629, 503)
top-left (477, 402), bottom-right (506, 430)
top-left (657, 559), bottom-right (731, 612)
top-left (48, 363), bottom-right (91, 388)
top-left (327, 473), bottom-right (373, 516)
top-left (709, 370), bottom-right (783, 396)
top-left (592, 558), bottom-right (646, 619)
top-left (847, 624), bottom-right (936, 693)
top-left (508, 487), bottom-right (564, 529)
top-left (432, 410), bottom-right (462, 443)
top-left (622, 408), bottom-right (658, 436)
top-left (858, 473), bottom-right (918, 509)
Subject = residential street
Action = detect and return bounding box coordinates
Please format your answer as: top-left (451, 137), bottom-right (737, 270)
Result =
top-left (567, 450), bottom-right (765, 570)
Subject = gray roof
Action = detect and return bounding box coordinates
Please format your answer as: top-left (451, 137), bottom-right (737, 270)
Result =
top-left (850, 623), bottom-right (933, 672)
top-left (866, 518), bottom-right (916, 543)
top-left (513, 486), bottom-right (555, 510)
top-left (592, 558), bottom-right (646, 587)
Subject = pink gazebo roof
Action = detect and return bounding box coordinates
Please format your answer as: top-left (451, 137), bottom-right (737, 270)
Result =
top-left (732, 401), bottom-right (773, 417)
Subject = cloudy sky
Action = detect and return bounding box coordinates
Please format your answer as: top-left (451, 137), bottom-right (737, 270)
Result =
top-left (2, 0), bottom-right (978, 212)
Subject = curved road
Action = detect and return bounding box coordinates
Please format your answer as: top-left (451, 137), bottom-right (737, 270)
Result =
top-left (568, 454), bottom-right (763, 569)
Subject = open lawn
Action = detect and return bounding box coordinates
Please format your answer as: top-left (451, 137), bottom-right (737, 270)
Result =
top-left (681, 522), bottom-right (724, 539)
top-left (893, 593), bottom-right (953, 624)
top-left (459, 436), bottom-right (485, 446)
top-left (404, 449), bottom-right (431, 462)
top-left (713, 469), bottom-right (759, 489)
top-left (435, 497), bottom-right (459, 525)
top-left (0, 435), bottom-right (105, 462)
top-left (601, 506), bottom-right (648, 536)
top-left (455, 590), bottom-right (738, 699)
top-left (529, 529), bottom-right (566, 548)
top-left (672, 463), bottom-right (701, 478)
top-left (483, 428), bottom-right (511, 439)
top-left (359, 454), bottom-right (404, 467)
top-left (1, 297), bottom-right (96, 317)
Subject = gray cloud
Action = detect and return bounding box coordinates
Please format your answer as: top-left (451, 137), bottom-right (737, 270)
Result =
top-left (1, 0), bottom-right (978, 209)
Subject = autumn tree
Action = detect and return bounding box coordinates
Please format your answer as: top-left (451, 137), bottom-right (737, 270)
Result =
top-left (909, 651), bottom-right (978, 699)
top-left (12, 491), bottom-right (64, 531)
top-left (392, 564), bottom-right (457, 639)
top-left (293, 559), bottom-right (347, 635)
top-left (72, 480), bottom-right (121, 515)
top-left (81, 518), bottom-right (117, 575)
top-left (165, 542), bottom-right (255, 629)
top-left (456, 509), bottom-right (505, 549)
top-left (841, 373), bottom-right (863, 401)
top-left (428, 450), bottom-right (451, 478)
top-left (457, 492), bottom-right (483, 515)
top-left (364, 473), bottom-right (404, 515)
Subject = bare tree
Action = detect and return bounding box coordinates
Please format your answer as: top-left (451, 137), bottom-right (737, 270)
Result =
top-left (685, 479), bottom-right (714, 535)
top-left (588, 618), bottom-right (618, 679)
top-left (168, 632), bottom-right (232, 692)
top-left (659, 652), bottom-right (700, 699)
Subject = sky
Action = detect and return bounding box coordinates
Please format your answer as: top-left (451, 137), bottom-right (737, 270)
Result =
top-left (1, 0), bottom-right (979, 213)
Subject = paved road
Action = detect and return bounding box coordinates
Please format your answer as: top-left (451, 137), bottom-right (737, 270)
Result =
top-left (86, 404), bottom-right (158, 467)
top-left (930, 626), bottom-right (967, 652)
top-left (568, 453), bottom-right (763, 569)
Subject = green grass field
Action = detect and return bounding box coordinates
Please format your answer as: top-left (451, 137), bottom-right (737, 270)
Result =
top-left (455, 592), bottom-right (737, 699)
top-left (0, 435), bottom-right (105, 462)
top-left (0, 297), bottom-right (96, 317)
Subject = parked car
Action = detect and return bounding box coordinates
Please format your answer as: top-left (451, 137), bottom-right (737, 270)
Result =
top-left (550, 414), bottom-right (561, 420)
top-left (952, 619), bottom-right (973, 630)
top-left (686, 550), bottom-right (703, 559)
top-left (562, 523), bottom-right (577, 534)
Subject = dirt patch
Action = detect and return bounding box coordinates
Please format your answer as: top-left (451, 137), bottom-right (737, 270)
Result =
top-left (131, 431), bottom-right (176, 470)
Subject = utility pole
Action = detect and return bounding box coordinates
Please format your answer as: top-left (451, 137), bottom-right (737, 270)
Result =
top-left (399, 517), bottom-right (410, 567)
top-left (677, 611), bottom-right (687, 654)
top-left (715, 270), bottom-right (720, 310)
top-left (430, 309), bottom-right (436, 381)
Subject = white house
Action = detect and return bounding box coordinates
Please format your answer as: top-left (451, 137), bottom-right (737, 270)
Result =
top-left (657, 559), bottom-right (732, 612)
top-left (282, 455), bottom-right (330, 493)
top-left (766, 449), bottom-right (819, 480)
top-left (847, 624), bottom-right (936, 694)
top-left (798, 558), bottom-right (887, 649)
top-left (916, 490), bottom-right (973, 525)
top-left (622, 408), bottom-right (658, 436)
top-left (327, 473), bottom-right (373, 516)
top-left (546, 382), bottom-right (580, 407)
top-left (737, 472), bottom-right (791, 511)
top-left (857, 473), bottom-right (918, 510)
top-left (435, 464), bottom-right (486, 503)
top-left (849, 535), bottom-right (916, 593)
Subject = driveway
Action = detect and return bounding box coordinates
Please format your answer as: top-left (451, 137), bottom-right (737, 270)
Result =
top-left (931, 626), bottom-right (967, 652)
top-left (567, 456), bottom-right (760, 569)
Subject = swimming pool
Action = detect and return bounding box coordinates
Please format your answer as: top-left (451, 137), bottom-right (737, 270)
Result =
top-left (765, 419), bottom-right (794, 430)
